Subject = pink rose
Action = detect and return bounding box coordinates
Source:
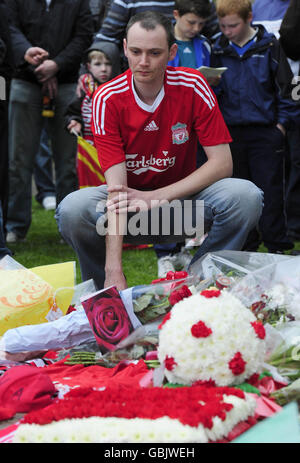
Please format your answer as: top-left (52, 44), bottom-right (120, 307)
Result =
top-left (86, 296), bottom-right (132, 351)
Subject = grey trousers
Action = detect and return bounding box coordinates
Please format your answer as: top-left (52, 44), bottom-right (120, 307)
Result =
top-left (7, 79), bottom-right (78, 237)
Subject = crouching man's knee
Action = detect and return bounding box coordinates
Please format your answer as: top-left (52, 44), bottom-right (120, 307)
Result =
top-left (237, 180), bottom-right (264, 228)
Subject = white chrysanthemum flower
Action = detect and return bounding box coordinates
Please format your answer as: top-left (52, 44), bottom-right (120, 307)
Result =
top-left (13, 416), bottom-right (209, 443)
top-left (158, 290), bottom-right (266, 386)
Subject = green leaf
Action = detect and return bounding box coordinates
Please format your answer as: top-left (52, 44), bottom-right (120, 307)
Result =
top-left (137, 305), bottom-right (169, 324)
top-left (234, 383), bottom-right (261, 396)
top-left (163, 383), bottom-right (186, 388)
top-left (133, 293), bottom-right (154, 312)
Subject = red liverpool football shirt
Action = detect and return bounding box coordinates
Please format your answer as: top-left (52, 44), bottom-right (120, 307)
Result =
top-left (92, 66), bottom-right (232, 191)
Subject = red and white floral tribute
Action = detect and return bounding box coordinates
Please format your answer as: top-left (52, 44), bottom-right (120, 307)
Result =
top-left (12, 385), bottom-right (256, 443)
top-left (157, 289), bottom-right (266, 386)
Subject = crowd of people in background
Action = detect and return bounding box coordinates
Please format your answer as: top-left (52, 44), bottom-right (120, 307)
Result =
top-left (0, 0), bottom-right (300, 279)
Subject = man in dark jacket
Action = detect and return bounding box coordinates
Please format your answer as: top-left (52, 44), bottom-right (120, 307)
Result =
top-left (5, 0), bottom-right (93, 242)
top-left (279, 0), bottom-right (300, 246)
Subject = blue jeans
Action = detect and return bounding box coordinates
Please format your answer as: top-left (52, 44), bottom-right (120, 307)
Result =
top-left (34, 121), bottom-right (56, 203)
top-left (7, 79), bottom-right (78, 238)
top-left (56, 178), bottom-right (263, 289)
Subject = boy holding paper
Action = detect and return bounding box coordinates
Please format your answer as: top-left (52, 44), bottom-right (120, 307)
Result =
top-left (168, 0), bottom-right (221, 86)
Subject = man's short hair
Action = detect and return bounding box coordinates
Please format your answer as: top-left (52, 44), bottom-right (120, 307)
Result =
top-left (216, 0), bottom-right (252, 21)
top-left (125, 10), bottom-right (175, 49)
top-left (174, 0), bottom-right (212, 19)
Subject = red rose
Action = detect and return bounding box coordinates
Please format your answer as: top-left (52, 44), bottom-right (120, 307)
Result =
top-left (166, 271), bottom-right (189, 280)
top-left (200, 289), bottom-right (221, 298)
top-left (169, 285), bottom-right (192, 306)
top-left (86, 296), bottom-right (132, 351)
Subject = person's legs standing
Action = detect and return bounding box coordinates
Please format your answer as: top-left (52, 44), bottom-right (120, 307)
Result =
top-left (229, 125), bottom-right (262, 251)
top-left (247, 126), bottom-right (293, 253)
top-left (7, 79), bottom-right (44, 240)
top-left (285, 126), bottom-right (300, 240)
top-left (34, 120), bottom-right (56, 209)
top-left (49, 83), bottom-right (78, 207)
top-left (0, 91), bottom-right (11, 256)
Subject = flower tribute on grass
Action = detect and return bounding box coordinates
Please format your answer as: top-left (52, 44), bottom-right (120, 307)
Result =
top-left (158, 289), bottom-right (266, 386)
top-left (13, 385), bottom-right (256, 443)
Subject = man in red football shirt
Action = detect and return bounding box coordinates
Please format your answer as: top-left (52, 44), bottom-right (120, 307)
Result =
top-left (56, 11), bottom-right (263, 290)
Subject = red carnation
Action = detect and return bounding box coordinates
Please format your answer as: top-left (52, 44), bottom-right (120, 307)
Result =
top-left (200, 289), bottom-right (221, 298)
top-left (192, 379), bottom-right (216, 388)
top-left (164, 355), bottom-right (177, 371)
top-left (191, 320), bottom-right (212, 338)
top-left (169, 285), bottom-right (192, 306)
top-left (251, 321), bottom-right (266, 339)
top-left (158, 311), bottom-right (171, 330)
top-left (228, 352), bottom-right (246, 376)
top-left (247, 373), bottom-right (260, 386)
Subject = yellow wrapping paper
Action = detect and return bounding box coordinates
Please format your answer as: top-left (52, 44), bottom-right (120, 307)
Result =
top-left (0, 261), bottom-right (76, 335)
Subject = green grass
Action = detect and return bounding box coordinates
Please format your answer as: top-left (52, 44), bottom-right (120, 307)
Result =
top-left (8, 199), bottom-right (300, 288)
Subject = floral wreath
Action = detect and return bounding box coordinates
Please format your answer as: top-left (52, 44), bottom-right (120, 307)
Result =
top-left (158, 288), bottom-right (266, 387)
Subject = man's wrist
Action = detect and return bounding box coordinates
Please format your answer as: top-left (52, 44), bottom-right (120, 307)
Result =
top-left (105, 265), bottom-right (123, 274)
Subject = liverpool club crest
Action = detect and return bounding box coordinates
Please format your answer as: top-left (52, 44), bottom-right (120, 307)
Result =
top-left (171, 122), bottom-right (189, 145)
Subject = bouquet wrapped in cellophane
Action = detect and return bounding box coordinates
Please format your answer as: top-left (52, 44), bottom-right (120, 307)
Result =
top-left (65, 271), bottom-right (203, 366)
top-left (229, 256), bottom-right (300, 327)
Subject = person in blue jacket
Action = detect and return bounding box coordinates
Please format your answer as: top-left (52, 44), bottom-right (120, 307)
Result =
top-left (168, 0), bottom-right (212, 70)
top-left (251, 0), bottom-right (300, 250)
top-left (211, 0), bottom-right (299, 254)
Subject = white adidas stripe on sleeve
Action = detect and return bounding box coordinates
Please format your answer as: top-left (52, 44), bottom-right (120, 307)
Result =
top-left (93, 76), bottom-right (129, 135)
top-left (166, 69), bottom-right (216, 110)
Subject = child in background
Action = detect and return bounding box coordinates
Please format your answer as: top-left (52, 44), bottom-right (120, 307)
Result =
top-left (65, 42), bottom-right (120, 188)
top-left (169, 0), bottom-right (211, 68)
top-left (168, 0), bottom-right (221, 87)
top-left (212, 0), bottom-right (299, 254)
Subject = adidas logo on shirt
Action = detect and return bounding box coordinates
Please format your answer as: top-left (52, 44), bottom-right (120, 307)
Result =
top-left (144, 120), bottom-right (159, 131)
top-left (183, 47), bottom-right (192, 53)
